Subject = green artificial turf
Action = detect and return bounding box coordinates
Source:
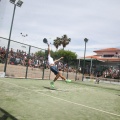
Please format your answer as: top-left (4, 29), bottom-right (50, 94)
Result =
top-left (0, 78), bottom-right (120, 120)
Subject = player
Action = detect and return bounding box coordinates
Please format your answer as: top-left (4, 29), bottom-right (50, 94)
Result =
top-left (47, 44), bottom-right (71, 88)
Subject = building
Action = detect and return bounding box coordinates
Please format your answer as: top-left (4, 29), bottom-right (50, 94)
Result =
top-left (86, 48), bottom-right (120, 65)
top-left (80, 48), bottom-right (120, 75)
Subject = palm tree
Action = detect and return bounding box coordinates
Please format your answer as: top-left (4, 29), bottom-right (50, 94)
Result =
top-left (53, 37), bottom-right (61, 50)
top-left (60, 34), bottom-right (71, 50)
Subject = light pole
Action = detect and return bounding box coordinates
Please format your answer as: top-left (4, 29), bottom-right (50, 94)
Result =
top-left (4, 0), bottom-right (23, 73)
top-left (82, 38), bottom-right (88, 81)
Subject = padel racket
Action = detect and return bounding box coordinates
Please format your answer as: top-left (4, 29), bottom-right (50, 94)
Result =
top-left (43, 38), bottom-right (48, 45)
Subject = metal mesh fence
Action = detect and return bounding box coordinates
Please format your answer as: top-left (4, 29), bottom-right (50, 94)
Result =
top-left (0, 37), bottom-right (120, 82)
top-left (0, 37), bottom-right (50, 79)
top-left (78, 59), bottom-right (120, 82)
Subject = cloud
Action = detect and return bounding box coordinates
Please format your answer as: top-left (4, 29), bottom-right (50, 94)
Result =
top-left (0, 0), bottom-right (120, 58)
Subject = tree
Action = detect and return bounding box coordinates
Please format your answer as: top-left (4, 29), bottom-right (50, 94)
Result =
top-left (60, 34), bottom-right (71, 50)
top-left (55, 49), bottom-right (77, 63)
top-left (35, 50), bottom-right (45, 57)
top-left (53, 37), bottom-right (61, 50)
top-left (35, 45), bottom-right (77, 63)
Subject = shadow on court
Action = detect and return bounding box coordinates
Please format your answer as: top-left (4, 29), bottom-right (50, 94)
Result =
top-left (43, 86), bottom-right (69, 92)
top-left (43, 86), bottom-right (56, 90)
top-left (0, 108), bottom-right (18, 120)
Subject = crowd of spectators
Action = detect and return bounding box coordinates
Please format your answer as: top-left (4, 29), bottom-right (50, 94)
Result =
top-left (0, 46), bottom-right (46, 68)
top-left (102, 67), bottom-right (120, 79)
top-left (2, 46), bottom-right (119, 77)
top-left (0, 46), bottom-right (6, 63)
top-left (0, 46), bottom-right (77, 72)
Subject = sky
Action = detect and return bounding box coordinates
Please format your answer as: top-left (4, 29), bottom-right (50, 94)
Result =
top-left (0, 0), bottom-right (120, 58)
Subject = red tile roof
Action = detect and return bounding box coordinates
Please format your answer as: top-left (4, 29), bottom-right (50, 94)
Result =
top-left (93, 48), bottom-right (120, 52)
top-left (85, 55), bottom-right (120, 62)
top-left (80, 48), bottom-right (120, 62)
top-left (98, 57), bottom-right (120, 62)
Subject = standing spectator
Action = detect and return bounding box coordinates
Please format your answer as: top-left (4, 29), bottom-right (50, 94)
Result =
top-left (95, 71), bottom-right (100, 84)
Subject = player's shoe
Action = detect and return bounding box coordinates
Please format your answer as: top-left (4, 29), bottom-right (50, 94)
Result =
top-left (65, 79), bottom-right (71, 83)
top-left (50, 81), bottom-right (54, 88)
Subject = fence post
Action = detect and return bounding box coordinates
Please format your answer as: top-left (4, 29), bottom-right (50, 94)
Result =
top-left (66, 61), bottom-right (69, 79)
top-left (49, 70), bottom-right (51, 80)
top-left (90, 57), bottom-right (93, 76)
top-left (75, 59), bottom-right (78, 80)
top-left (118, 63), bottom-right (120, 82)
top-left (25, 45), bottom-right (31, 79)
top-left (42, 53), bottom-right (46, 80)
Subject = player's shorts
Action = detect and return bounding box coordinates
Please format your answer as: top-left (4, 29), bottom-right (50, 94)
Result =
top-left (50, 66), bottom-right (59, 75)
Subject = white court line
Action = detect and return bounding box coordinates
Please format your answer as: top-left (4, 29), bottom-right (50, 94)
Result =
top-left (0, 80), bottom-right (120, 117)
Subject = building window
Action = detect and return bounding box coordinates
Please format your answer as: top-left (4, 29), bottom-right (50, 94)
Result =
top-left (103, 55), bottom-right (114, 57)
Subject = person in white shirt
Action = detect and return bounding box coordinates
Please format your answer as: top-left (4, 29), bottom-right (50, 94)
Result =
top-left (47, 44), bottom-right (71, 88)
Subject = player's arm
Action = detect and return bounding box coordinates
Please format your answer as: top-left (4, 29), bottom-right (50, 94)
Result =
top-left (54, 57), bottom-right (64, 63)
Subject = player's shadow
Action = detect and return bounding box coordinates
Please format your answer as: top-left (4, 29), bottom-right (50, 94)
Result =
top-left (0, 108), bottom-right (18, 120)
top-left (43, 86), bottom-right (69, 92)
top-left (43, 86), bottom-right (56, 90)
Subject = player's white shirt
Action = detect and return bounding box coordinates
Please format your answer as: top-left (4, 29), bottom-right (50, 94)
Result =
top-left (48, 54), bottom-right (54, 65)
